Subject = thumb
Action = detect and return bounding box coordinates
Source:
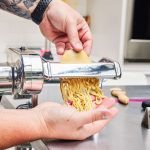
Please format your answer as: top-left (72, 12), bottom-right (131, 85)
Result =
top-left (66, 22), bottom-right (83, 51)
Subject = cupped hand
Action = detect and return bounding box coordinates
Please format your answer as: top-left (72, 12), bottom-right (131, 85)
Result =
top-left (39, 0), bottom-right (92, 55)
top-left (33, 98), bottom-right (118, 140)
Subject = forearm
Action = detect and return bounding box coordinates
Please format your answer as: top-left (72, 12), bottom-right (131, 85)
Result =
top-left (0, 0), bottom-right (40, 19)
top-left (0, 109), bottom-right (42, 149)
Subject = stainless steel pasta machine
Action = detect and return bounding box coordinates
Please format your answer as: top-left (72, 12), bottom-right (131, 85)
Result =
top-left (0, 47), bottom-right (121, 105)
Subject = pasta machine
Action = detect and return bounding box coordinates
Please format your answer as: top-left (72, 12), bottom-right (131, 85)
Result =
top-left (0, 47), bottom-right (121, 106)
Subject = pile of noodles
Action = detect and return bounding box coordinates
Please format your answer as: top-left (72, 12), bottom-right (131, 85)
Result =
top-left (60, 50), bottom-right (105, 111)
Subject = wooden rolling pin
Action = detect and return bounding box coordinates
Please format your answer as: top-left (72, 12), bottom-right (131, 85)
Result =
top-left (111, 88), bottom-right (129, 105)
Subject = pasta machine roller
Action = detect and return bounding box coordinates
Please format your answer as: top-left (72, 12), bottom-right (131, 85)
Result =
top-left (0, 48), bottom-right (121, 96)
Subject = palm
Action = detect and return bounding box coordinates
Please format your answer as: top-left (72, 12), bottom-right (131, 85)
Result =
top-left (35, 98), bottom-right (118, 140)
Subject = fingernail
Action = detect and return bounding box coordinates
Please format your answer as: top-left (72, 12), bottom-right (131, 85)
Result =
top-left (57, 48), bottom-right (64, 55)
top-left (74, 42), bottom-right (83, 50)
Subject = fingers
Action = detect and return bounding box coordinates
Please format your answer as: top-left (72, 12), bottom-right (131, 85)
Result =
top-left (72, 98), bottom-right (116, 127)
top-left (98, 98), bottom-right (116, 109)
top-left (83, 39), bottom-right (93, 55)
top-left (78, 20), bottom-right (93, 55)
top-left (92, 97), bottom-right (116, 109)
top-left (66, 21), bottom-right (83, 52)
top-left (54, 35), bottom-right (73, 55)
top-left (65, 43), bottom-right (73, 50)
top-left (77, 107), bottom-right (112, 126)
top-left (56, 42), bottom-right (73, 55)
top-left (54, 19), bottom-right (92, 55)
top-left (56, 42), bottom-right (66, 55)
top-left (79, 27), bottom-right (92, 55)
top-left (77, 107), bottom-right (118, 140)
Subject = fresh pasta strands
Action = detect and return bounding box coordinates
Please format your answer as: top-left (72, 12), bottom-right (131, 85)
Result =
top-left (60, 50), bottom-right (105, 111)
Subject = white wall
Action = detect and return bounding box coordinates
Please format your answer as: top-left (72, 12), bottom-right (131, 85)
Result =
top-left (87, 0), bottom-right (123, 61)
top-left (0, 10), bottom-right (45, 53)
top-left (66, 0), bottom-right (87, 16)
top-left (0, 0), bottom-right (123, 61)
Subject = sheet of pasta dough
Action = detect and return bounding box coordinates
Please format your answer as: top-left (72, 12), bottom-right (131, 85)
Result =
top-left (60, 50), bottom-right (91, 64)
top-left (60, 50), bottom-right (104, 111)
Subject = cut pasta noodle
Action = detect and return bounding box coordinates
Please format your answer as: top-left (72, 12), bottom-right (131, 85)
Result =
top-left (60, 50), bottom-right (105, 111)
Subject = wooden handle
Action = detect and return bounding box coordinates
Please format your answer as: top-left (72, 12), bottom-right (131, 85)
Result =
top-left (111, 88), bottom-right (129, 105)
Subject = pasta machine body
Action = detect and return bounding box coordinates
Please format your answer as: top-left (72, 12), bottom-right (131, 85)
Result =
top-left (0, 48), bottom-right (122, 97)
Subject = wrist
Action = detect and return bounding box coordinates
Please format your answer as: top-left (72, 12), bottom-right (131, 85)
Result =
top-left (31, 107), bottom-right (52, 139)
top-left (29, 109), bottom-right (46, 139)
top-left (31, 0), bottom-right (53, 24)
top-left (29, 0), bottom-right (40, 14)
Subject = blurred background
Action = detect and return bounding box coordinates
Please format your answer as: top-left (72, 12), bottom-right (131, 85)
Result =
top-left (0, 0), bottom-right (150, 85)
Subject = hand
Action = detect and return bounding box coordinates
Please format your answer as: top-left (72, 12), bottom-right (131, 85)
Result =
top-left (39, 0), bottom-right (92, 55)
top-left (33, 98), bottom-right (118, 140)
